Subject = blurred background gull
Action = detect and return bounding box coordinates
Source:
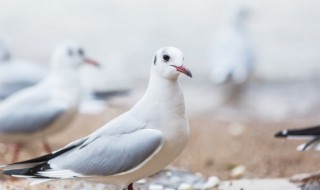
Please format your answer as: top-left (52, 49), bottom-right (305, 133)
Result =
top-left (207, 4), bottom-right (255, 106)
top-left (0, 0), bottom-right (320, 184)
top-left (0, 38), bottom-right (48, 99)
top-left (0, 41), bottom-right (99, 163)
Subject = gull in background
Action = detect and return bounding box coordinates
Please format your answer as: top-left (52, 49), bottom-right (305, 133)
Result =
top-left (209, 5), bottom-right (255, 85)
top-left (0, 39), bottom-right (48, 99)
top-left (0, 41), bottom-right (99, 163)
top-left (1, 47), bottom-right (192, 190)
top-left (208, 5), bottom-right (255, 105)
top-left (78, 62), bottom-right (130, 115)
top-left (275, 125), bottom-right (320, 151)
top-left (0, 38), bottom-right (128, 113)
top-left (79, 63), bottom-right (130, 100)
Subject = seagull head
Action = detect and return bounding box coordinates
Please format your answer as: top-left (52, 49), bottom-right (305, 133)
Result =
top-left (230, 5), bottom-right (249, 25)
top-left (51, 41), bottom-right (99, 72)
top-left (152, 47), bottom-right (192, 80)
top-left (0, 39), bottom-right (11, 63)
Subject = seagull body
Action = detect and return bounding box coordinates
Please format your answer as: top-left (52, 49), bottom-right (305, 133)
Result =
top-left (0, 73), bottom-right (80, 143)
top-left (79, 63), bottom-right (130, 100)
top-left (1, 47), bottom-right (192, 190)
top-left (275, 125), bottom-right (320, 151)
top-left (209, 6), bottom-right (254, 85)
top-left (0, 41), bottom-right (99, 162)
top-left (78, 64), bottom-right (130, 115)
top-left (0, 40), bottom-right (48, 99)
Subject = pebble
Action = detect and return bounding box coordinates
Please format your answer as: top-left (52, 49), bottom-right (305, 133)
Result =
top-left (149, 184), bottom-right (164, 190)
top-left (178, 183), bottom-right (191, 190)
top-left (230, 165), bottom-right (246, 179)
top-left (136, 179), bottom-right (147, 184)
top-left (203, 176), bottom-right (220, 189)
top-left (228, 122), bottom-right (246, 136)
top-left (166, 171), bottom-right (173, 177)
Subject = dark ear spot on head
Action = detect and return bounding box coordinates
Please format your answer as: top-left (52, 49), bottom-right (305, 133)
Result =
top-left (153, 55), bottom-right (157, 65)
top-left (78, 48), bottom-right (84, 56)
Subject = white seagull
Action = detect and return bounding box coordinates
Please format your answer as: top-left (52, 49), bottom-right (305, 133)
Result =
top-left (0, 39), bottom-right (48, 99)
top-left (275, 125), bottom-right (320, 151)
top-left (0, 41), bottom-right (99, 163)
top-left (78, 63), bottom-right (130, 115)
top-left (79, 63), bottom-right (130, 100)
top-left (1, 47), bottom-right (192, 190)
top-left (209, 5), bottom-right (255, 85)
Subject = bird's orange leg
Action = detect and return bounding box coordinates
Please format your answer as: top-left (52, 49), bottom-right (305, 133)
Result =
top-left (42, 140), bottom-right (52, 154)
top-left (127, 183), bottom-right (134, 190)
top-left (11, 143), bottom-right (21, 163)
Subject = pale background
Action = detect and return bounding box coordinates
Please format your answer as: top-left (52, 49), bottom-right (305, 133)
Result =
top-left (1, 0), bottom-right (320, 120)
top-left (1, 0), bottom-right (320, 82)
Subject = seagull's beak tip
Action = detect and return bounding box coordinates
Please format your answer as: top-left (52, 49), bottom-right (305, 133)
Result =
top-left (187, 71), bottom-right (193, 78)
top-left (274, 131), bottom-right (285, 138)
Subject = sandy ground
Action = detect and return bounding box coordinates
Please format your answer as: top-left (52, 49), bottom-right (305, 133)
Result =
top-left (0, 102), bottom-right (318, 180)
top-left (0, 110), bottom-right (313, 189)
top-left (0, 81), bottom-right (319, 190)
top-left (176, 115), bottom-right (319, 179)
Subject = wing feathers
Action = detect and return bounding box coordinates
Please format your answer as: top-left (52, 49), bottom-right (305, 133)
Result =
top-left (275, 126), bottom-right (320, 138)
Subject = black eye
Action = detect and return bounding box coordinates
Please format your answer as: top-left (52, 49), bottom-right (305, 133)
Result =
top-left (162, 54), bottom-right (170, 62)
top-left (78, 48), bottom-right (84, 56)
top-left (68, 49), bottom-right (73, 56)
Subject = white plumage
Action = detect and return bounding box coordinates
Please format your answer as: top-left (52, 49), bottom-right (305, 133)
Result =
top-left (1, 47), bottom-right (192, 190)
top-left (0, 41), bottom-right (99, 162)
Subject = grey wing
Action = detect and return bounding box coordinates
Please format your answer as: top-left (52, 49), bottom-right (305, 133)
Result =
top-left (0, 81), bottom-right (37, 99)
top-left (0, 64), bottom-right (47, 99)
top-left (47, 129), bottom-right (163, 176)
top-left (0, 95), bottom-right (67, 134)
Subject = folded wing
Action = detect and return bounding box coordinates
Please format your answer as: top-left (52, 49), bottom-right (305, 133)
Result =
top-left (2, 128), bottom-right (163, 180)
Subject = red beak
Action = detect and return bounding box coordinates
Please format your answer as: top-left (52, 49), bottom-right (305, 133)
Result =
top-left (171, 65), bottom-right (192, 78)
top-left (84, 58), bottom-right (100, 67)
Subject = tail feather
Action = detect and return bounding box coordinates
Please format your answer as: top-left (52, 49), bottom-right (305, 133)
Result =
top-left (1, 136), bottom-right (88, 182)
top-left (297, 143), bottom-right (308, 151)
top-left (1, 144), bottom-right (78, 179)
top-left (2, 162), bottom-right (52, 178)
top-left (0, 163), bottom-right (41, 171)
top-left (297, 138), bottom-right (320, 151)
top-left (92, 89), bottom-right (130, 100)
top-left (1, 145), bottom-right (77, 171)
top-left (275, 126), bottom-right (320, 138)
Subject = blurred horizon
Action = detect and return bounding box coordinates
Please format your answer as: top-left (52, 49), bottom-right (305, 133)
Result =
top-left (1, 0), bottom-right (320, 121)
top-left (1, 0), bottom-right (320, 83)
